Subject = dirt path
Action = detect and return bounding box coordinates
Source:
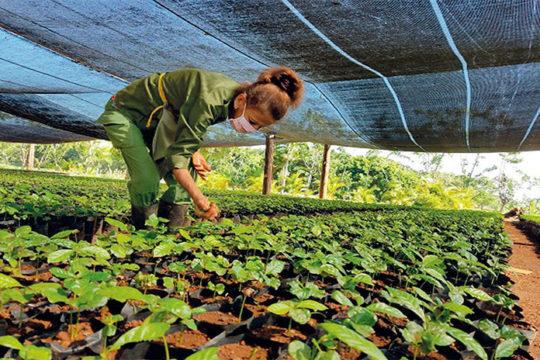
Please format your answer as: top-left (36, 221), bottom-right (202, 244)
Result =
top-left (505, 221), bottom-right (540, 359)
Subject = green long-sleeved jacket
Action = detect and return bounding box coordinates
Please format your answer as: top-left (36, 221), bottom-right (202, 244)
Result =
top-left (98, 68), bottom-right (239, 171)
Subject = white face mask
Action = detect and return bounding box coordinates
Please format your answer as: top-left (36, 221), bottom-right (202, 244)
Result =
top-left (230, 103), bottom-right (257, 134)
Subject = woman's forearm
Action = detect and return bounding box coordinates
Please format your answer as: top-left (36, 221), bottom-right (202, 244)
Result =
top-left (172, 168), bottom-right (210, 210)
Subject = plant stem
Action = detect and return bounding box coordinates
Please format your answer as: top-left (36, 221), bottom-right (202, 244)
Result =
top-left (162, 336), bottom-right (170, 360)
top-left (239, 295), bottom-right (247, 322)
top-left (248, 348), bottom-right (258, 360)
top-left (312, 338), bottom-right (323, 353)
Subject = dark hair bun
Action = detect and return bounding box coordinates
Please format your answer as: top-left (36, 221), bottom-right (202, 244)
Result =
top-left (257, 66), bottom-right (304, 107)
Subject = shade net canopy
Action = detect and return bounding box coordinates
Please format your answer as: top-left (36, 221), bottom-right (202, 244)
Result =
top-left (0, 0), bottom-right (538, 152)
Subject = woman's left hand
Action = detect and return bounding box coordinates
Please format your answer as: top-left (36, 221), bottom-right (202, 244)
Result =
top-left (192, 151), bottom-right (211, 180)
top-left (195, 202), bottom-right (220, 221)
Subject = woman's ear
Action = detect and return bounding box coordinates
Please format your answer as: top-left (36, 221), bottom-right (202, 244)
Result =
top-left (234, 92), bottom-right (247, 111)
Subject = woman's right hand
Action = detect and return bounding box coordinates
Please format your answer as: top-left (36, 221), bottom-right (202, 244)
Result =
top-left (195, 202), bottom-right (220, 220)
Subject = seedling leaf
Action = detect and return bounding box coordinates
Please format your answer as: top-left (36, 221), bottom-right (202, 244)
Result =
top-left (47, 249), bottom-right (73, 263)
top-left (366, 302), bottom-right (406, 319)
top-left (288, 340), bottom-right (313, 360)
top-left (331, 290), bottom-right (353, 307)
top-left (290, 308), bottom-right (311, 324)
top-left (297, 300), bottom-right (328, 311)
top-left (461, 287), bottom-right (493, 302)
top-left (494, 337), bottom-right (524, 359)
top-left (0, 335), bottom-right (23, 350)
top-left (445, 326), bottom-right (487, 360)
top-left (19, 345), bottom-right (52, 360)
top-left (110, 322), bottom-right (169, 351)
top-left (105, 218), bottom-right (129, 232)
top-left (0, 274), bottom-right (22, 289)
top-left (320, 323), bottom-right (387, 360)
top-left (268, 301), bottom-right (293, 315)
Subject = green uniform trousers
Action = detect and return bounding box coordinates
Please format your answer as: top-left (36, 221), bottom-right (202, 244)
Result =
top-left (98, 101), bottom-right (196, 208)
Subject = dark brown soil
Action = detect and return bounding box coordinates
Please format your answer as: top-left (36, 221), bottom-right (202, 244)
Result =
top-left (0, 304), bottom-right (21, 319)
top-left (244, 304), bottom-right (267, 317)
top-left (191, 271), bottom-right (211, 280)
top-left (337, 344), bottom-right (362, 360)
top-left (0, 308), bottom-right (10, 319)
top-left (403, 346), bottom-right (451, 360)
top-left (218, 341), bottom-right (268, 360)
top-left (124, 319), bottom-right (144, 330)
top-left (200, 295), bottom-right (233, 304)
top-left (96, 306), bottom-right (112, 322)
top-left (423, 351), bottom-right (449, 360)
top-left (194, 311), bottom-right (239, 325)
top-left (387, 315), bottom-right (409, 328)
top-left (505, 221), bottom-right (540, 359)
top-left (249, 281), bottom-right (266, 290)
top-left (27, 318), bottom-right (53, 331)
top-left (53, 322), bottom-right (94, 347)
top-left (126, 299), bottom-right (146, 307)
top-left (20, 264), bottom-right (35, 271)
top-left (165, 329), bottom-right (209, 349)
top-left (46, 304), bottom-right (72, 314)
top-left (14, 270), bottom-right (52, 282)
top-left (368, 333), bottom-right (392, 347)
top-left (253, 293), bottom-right (274, 304)
top-left (325, 301), bottom-right (349, 313)
top-left (513, 354), bottom-right (533, 360)
top-left (116, 279), bottom-right (129, 286)
top-left (250, 325), bottom-right (307, 344)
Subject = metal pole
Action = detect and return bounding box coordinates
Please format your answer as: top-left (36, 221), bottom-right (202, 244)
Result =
top-left (262, 134), bottom-right (275, 195)
top-left (319, 144), bottom-right (331, 199)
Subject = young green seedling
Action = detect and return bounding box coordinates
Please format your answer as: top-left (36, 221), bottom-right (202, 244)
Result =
top-left (207, 281), bottom-right (225, 297)
top-left (268, 299), bottom-right (328, 330)
top-left (98, 313), bottom-right (123, 358)
top-left (0, 335), bottom-right (52, 360)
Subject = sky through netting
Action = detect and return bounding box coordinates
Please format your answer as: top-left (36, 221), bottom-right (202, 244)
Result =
top-left (0, 0), bottom-right (538, 152)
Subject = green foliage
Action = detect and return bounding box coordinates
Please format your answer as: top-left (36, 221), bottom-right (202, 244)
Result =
top-left (445, 326), bottom-right (487, 360)
top-left (494, 326), bottom-right (527, 359)
top-left (320, 322), bottom-right (387, 360)
top-left (0, 168), bottom-right (405, 221)
top-left (1, 141), bottom-right (506, 219)
top-left (288, 340), bottom-right (340, 360)
top-left (269, 299), bottom-right (328, 325)
top-left (110, 322), bottom-right (170, 351)
top-left (0, 273), bottom-right (22, 289)
top-left (98, 286), bottom-right (145, 302)
top-left (0, 179), bottom-right (526, 359)
top-left (521, 214), bottom-right (540, 225)
top-left (0, 335), bottom-right (23, 350)
top-left (0, 141), bottom-right (125, 177)
top-left (0, 336), bottom-right (51, 360)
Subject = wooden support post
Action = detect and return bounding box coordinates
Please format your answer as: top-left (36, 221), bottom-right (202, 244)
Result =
top-left (319, 144), bottom-right (331, 199)
top-left (262, 134), bottom-right (275, 195)
top-left (25, 144), bottom-right (35, 170)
